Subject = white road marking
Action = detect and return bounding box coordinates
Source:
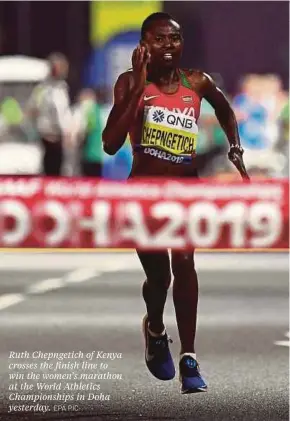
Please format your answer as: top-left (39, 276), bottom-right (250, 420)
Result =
top-left (27, 278), bottom-right (65, 294)
top-left (0, 252), bottom-right (287, 325)
top-left (65, 268), bottom-right (100, 283)
top-left (0, 268), bottom-right (101, 312)
top-left (274, 341), bottom-right (289, 347)
top-left (274, 332), bottom-right (290, 347)
top-left (0, 293), bottom-right (25, 310)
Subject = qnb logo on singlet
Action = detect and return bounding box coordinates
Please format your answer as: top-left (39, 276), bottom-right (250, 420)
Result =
top-left (141, 106), bottom-right (198, 157)
top-left (152, 110), bottom-right (165, 123)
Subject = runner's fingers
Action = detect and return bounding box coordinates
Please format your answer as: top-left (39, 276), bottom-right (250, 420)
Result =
top-left (139, 46), bottom-right (145, 64)
top-left (144, 50), bottom-right (151, 64)
top-left (132, 48), bottom-right (138, 67)
top-left (133, 46), bottom-right (144, 69)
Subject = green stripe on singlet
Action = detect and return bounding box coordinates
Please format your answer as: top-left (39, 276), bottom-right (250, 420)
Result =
top-left (179, 70), bottom-right (192, 89)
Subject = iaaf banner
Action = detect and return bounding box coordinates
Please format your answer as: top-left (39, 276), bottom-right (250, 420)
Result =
top-left (0, 177), bottom-right (288, 250)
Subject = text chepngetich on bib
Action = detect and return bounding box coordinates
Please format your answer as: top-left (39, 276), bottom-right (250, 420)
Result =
top-left (141, 106), bottom-right (198, 162)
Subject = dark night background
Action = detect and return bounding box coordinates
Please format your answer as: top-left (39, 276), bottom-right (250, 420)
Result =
top-left (0, 1), bottom-right (288, 98)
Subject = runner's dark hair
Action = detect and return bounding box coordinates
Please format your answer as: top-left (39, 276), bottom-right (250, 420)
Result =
top-left (141, 12), bottom-right (175, 39)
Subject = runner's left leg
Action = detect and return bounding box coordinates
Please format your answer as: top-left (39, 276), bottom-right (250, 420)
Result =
top-left (171, 250), bottom-right (207, 393)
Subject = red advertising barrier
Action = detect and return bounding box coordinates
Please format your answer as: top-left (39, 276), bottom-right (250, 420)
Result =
top-left (0, 177), bottom-right (288, 250)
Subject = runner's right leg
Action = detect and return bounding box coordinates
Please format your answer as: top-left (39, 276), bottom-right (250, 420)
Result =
top-left (136, 250), bottom-right (175, 380)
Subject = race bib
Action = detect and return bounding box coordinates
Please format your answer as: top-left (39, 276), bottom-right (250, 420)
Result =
top-left (141, 106), bottom-right (198, 156)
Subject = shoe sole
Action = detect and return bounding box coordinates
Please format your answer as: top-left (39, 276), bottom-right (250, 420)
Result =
top-left (179, 374), bottom-right (208, 394)
top-left (181, 387), bottom-right (208, 394)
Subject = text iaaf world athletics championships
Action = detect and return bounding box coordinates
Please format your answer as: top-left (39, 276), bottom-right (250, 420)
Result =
top-left (0, 177), bottom-right (284, 201)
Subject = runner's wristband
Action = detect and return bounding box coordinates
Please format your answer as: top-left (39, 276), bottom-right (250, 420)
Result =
top-left (229, 145), bottom-right (244, 155)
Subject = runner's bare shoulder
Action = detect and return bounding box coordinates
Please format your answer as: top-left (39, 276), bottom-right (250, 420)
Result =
top-left (115, 70), bottom-right (135, 90)
top-left (182, 69), bottom-right (214, 96)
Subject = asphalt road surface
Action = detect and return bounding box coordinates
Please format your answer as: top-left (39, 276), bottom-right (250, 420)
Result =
top-left (0, 252), bottom-right (288, 421)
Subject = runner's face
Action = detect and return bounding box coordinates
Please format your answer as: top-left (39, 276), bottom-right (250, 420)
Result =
top-left (143, 19), bottom-right (183, 68)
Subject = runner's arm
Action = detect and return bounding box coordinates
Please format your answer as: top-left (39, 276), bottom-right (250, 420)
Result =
top-left (201, 73), bottom-right (250, 180)
top-left (102, 72), bottom-right (143, 155)
top-left (201, 73), bottom-right (241, 148)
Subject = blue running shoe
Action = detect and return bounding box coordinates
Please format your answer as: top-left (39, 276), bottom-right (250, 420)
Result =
top-left (179, 355), bottom-right (207, 394)
top-left (142, 315), bottom-right (175, 381)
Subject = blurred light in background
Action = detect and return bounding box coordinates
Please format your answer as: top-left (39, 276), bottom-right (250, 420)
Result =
top-left (0, 1), bottom-right (288, 179)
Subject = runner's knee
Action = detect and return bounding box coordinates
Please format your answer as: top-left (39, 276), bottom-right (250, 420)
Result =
top-left (146, 266), bottom-right (171, 289)
top-left (171, 252), bottom-right (196, 279)
top-left (137, 251), bottom-right (171, 289)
